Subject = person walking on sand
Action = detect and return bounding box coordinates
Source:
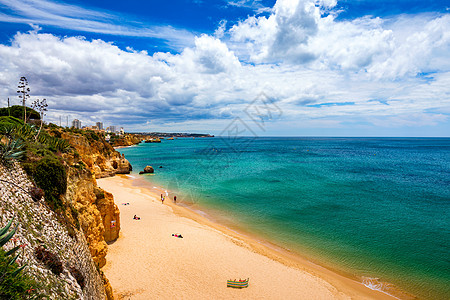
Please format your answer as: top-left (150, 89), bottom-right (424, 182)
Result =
top-left (174, 196), bottom-right (177, 203)
top-left (162, 196), bottom-right (164, 204)
top-left (161, 194), bottom-right (163, 201)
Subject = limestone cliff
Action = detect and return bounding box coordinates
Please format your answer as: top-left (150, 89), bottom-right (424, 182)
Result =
top-left (59, 130), bottom-right (132, 179)
top-left (110, 134), bottom-right (141, 147)
top-left (65, 165), bottom-right (121, 268)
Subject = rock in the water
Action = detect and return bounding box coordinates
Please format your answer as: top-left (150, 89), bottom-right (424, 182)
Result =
top-left (140, 165), bottom-right (154, 174)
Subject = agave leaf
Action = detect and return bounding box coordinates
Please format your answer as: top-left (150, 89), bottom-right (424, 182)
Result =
top-left (0, 223), bottom-right (17, 247)
top-left (8, 253), bottom-right (20, 265)
top-left (10, 264), bottom-right (26, 277)
top-left (0, 219), bottom-right (13, 236)
top-left (5, 245), bottom-right (20, 256)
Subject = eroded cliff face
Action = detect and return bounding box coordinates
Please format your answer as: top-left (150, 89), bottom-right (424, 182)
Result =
top-left (65, 167), bottom-right (109, 268)
top-left (56, 130), bottom-right (126, 299)
top-left (60, 131), bottom-right (132, 179)
top-left (64, 149), bottom-right (121, 299)
top-left (110, 134), bottom-right (141, 147)
top-left (65, 167), bottom-right (121, 263)
top-left (96, 190), bottom-right (120, 243)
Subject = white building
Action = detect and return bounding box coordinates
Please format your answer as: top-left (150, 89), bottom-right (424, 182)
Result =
top-left (72, 119), bottom-right (81, 129)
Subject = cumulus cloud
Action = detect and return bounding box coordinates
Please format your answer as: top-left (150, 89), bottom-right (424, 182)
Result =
top-left (229, 0), bottom-right (450, 80)
top-left (0, 0), bottom-right (448, 135)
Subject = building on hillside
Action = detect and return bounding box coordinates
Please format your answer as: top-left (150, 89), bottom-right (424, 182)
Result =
top-left (108, 126), bottom-right (116, 133)
top-left (120, 127), bottom-right (124, 135)
top-left (72, 119), bottom-right (81, 129)
top-left (96, 122), bottom-right (103, 130)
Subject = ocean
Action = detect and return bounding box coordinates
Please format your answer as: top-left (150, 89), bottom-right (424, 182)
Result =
top-left (117, 137), bottom-right (450, 299)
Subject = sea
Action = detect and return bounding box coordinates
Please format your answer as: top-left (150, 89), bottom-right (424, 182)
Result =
top-left (117, 137), bottom-right (450, 299)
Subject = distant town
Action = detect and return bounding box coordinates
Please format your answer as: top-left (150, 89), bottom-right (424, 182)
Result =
top-left (70, 119), bottom-right (213, 140)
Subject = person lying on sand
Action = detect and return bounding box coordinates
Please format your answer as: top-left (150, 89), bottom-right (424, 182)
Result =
top-left (133, 215), bottom-right (141, 220)
top-left (171, 233), bottom-right (183, 238)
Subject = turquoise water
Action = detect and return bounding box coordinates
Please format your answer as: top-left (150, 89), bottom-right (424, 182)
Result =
top-left (118, 137), bottom-right (450, 299)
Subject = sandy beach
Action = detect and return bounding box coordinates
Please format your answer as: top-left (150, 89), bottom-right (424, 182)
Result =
top-left (97, 175), bottom-right (398, 300)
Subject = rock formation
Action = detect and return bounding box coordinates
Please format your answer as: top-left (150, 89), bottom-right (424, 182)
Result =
top-left (110, 134), bottom-right (141, 147)
top-left (60, 131), bottom-right (132, 179)
top-left (139, 165), bottom-right (154, 174)
top-left (144, 138), bottom-right (161, 143)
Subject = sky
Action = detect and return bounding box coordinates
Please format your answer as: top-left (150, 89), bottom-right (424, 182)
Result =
top-left (0, 0), bottom-right (449, 136)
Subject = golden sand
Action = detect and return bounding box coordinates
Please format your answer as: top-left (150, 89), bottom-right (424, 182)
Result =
top-left (98, 175), bottom-right (397, 300)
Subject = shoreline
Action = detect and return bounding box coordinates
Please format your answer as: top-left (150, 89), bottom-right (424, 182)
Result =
top-left (127, 174), bottom-right (413, 299)
top-left (98, 174), bottom-right (410, 299)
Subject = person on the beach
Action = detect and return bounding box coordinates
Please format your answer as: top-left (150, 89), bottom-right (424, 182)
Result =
top-left (174, 196), bottom-right (177, 203)
top-left (161, 194), bottom-right (163, 201)
top-left (162, 196), bottom-right (164, 204)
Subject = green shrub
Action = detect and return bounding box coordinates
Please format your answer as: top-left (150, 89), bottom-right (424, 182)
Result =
top-left (33, 157), bottom-right (67, 209)
top-left (0, 106), bottom-right (40, 120)
top-left (0, 116), bottom-right (23, 128)
top-left (84, 131), bottom-right (99, 142)
top-left (0, 220), bottom-right (42, 299)
top-left (0, 248), bottom-right (41, 299)
top-left (69, 205), bottom-right (80, 229)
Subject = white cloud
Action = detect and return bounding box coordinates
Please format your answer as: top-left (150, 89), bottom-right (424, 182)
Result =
top-left (226, 0), bottom-right (272, 14)
top-left (0, 0), bottom-right (449, 135)
top-left (229, 0), bottom-right (450, 80)
top-left (0, 0), bottom-right (195, 50)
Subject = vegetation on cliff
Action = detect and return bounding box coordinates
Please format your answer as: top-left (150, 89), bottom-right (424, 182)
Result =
top-left (0, 108), bottom-right (127, 299)
top-left (0, 106), bottom-right (40, 121)
top-left (0, 219), bottom-right (44, 299)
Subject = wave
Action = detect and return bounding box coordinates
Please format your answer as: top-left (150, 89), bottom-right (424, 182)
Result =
top-left (362, 277), bottom-right (399, 299)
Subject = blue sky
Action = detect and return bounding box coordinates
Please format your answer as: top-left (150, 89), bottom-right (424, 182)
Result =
top-left (0, 0), bottom-right (449, 136)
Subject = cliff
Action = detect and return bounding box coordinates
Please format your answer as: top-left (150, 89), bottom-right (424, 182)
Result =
top-left (59, 130), bottom-right (132, 179)
top-left (0, 162), bottom-right (106, 299)
top-left (110, 134), bottom-right (141, 147)
top-left (0, 123), bottom-right (131, 299)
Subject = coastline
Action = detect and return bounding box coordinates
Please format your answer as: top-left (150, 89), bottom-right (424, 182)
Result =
top-left (98, 174), bottom-right (407, 299)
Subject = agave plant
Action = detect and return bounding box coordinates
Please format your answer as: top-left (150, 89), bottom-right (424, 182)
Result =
top-left (0, 123), bottom-right (36, 140)
top-left (0, 219), bottom-right (26, 283)
top-left (0, 138), bottom-right (25, 165)
top-left (15, 124), bottom-right (37, 141)
top-left (39, 135), bottom-right (71, 153)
